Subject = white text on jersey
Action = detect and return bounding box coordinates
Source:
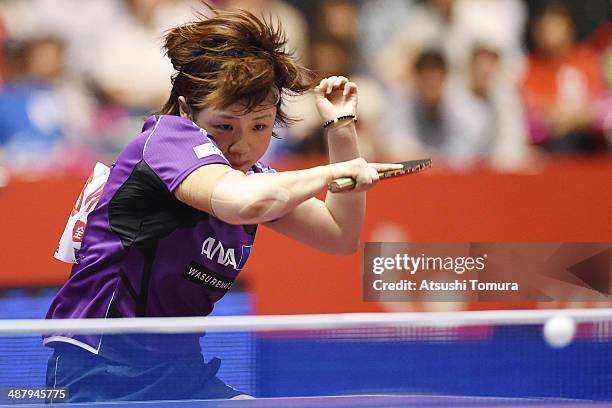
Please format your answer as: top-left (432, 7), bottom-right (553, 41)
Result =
top-left (201, 237), bottom-right (237, 269)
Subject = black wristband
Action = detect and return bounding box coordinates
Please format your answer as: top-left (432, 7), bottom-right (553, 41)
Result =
top-left (322, 114), bottom-right (358, 129)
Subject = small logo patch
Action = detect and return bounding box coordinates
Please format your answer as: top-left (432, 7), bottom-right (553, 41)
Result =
top-left (193, 143), bottom-right (226, 161)
top-left (72, 220), bottom-right (87, 243)
top-left (183, 261), bottom-right (234, 292)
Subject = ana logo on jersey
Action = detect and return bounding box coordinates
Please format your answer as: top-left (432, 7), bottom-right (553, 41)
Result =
top-left (202, 237), bottom-right (236, 269)
top-left (201, 237), bottom-right (252, 271)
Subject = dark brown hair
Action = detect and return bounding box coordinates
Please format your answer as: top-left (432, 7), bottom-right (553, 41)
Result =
top-left (159, 7), bottom-right (317, 127)
top-left (414, 49), bottom-right (447, 73)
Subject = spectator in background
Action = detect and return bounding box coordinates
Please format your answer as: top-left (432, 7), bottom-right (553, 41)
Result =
top-left (372, 0), bottom-right (526, 87)
top-left (87, 0), bottom-right (191, 113)
top-left (356, 0), bottom-right (416, 76)
top-left (374, 0), bottom-right (458, 87)
top-left (0, 36), bottom-right (93, 174)
top-left (522, 2), bottom-right (606, 152)
top-left (2, 38), bottom-right (25, 83)
top-left (461, 45), bottom-right (528, 170)
top-left (524, 0), bottom-right (611, 48)
top-left (317, 0), bottom-right (359, 48)
top-left (0, 16), bottom-right (6, 83)
top-left (80, 0), bottom-right (199, 158)
top-left (382, 50), bottom-right (473, 166)
top-left (382, 47), bottom-right (527, 168)
top-left (0, 0), bottom-right (122, 76)
top-left (587, 20), bottom-right (612, 147)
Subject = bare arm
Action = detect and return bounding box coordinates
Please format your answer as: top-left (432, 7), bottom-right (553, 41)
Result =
top-left (176, 163), bottom-right (328, 224)
top-left (175, 159), bottom-right (398, 227)
top-left (266, 76), bottom-right (370, 255)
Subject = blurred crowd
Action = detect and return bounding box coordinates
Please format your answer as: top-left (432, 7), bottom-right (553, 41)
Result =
top-left (0, 0), bottom-right (610, 177)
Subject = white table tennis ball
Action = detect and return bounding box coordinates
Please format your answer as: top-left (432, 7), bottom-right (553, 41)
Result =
top-left (543, 315), bottom-right (576, 349)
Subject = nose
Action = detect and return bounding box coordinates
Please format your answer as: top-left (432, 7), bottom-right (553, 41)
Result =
top-left (227, 133), bottom-right (249, 157)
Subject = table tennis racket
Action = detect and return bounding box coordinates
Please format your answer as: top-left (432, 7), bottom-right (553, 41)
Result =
top-left (327, 158), bottom-right (432, 193)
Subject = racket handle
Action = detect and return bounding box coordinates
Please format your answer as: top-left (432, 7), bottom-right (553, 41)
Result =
top-left (328, 177), bottom-right (356, 193)
top-left (328, 170), bottom-right (387, 192)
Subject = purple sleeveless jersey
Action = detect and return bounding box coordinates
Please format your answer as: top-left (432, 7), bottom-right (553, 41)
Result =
top-left (45, 115), bottom-right (275, 355)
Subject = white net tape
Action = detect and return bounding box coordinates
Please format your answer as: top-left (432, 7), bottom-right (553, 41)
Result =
top-left (1, 309), bottom-right (611, 335)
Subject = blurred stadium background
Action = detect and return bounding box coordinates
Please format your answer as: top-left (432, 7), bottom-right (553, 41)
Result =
top-left (0, 0), bottom-right (610, 400)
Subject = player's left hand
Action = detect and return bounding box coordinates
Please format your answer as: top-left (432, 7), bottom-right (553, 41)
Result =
top-left (314, 76), bottom-right (358, 125)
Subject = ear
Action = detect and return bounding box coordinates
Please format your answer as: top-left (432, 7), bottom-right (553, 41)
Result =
top-left (178, 96), bottom-right (192, 119)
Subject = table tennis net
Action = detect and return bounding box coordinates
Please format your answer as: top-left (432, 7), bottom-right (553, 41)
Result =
top-left (0, 310), bottom-right (611, 404)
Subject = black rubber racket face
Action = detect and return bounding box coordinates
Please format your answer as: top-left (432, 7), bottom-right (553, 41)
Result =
top-left (327, 158), bottom-right (432, 192)
top-left (380, 158), bottom-right (433, 179)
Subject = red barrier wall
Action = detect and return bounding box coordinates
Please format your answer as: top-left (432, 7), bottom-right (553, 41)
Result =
top-left (1, 157), bottom-right (611, 314)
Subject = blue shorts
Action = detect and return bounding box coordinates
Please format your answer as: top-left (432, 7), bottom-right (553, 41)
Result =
top-left (45, 342), bottom-right (243, 403)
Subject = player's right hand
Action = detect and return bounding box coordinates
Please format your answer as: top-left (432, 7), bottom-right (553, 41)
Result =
top-left (327, 158), bottom-right (403, 193)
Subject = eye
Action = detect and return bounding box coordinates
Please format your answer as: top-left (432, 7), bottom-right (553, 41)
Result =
top-left (254, 124), bottom-right (268, 131)
top-left (215, 124), bottom-right (233, 131)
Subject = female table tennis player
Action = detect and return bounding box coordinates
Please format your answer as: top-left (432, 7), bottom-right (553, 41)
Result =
top-left (43, 6), bottom-right (401, 403)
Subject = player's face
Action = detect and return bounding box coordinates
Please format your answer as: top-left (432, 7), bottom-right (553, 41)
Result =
top-left (193, 103), bottom-right (277, 173)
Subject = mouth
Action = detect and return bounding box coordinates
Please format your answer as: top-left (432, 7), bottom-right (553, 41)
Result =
top-left (231, 159), bottom-right (250, 170)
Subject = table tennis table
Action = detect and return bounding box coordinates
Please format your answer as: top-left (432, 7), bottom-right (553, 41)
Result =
top-left (4, 395), bottom-right (612, 407)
